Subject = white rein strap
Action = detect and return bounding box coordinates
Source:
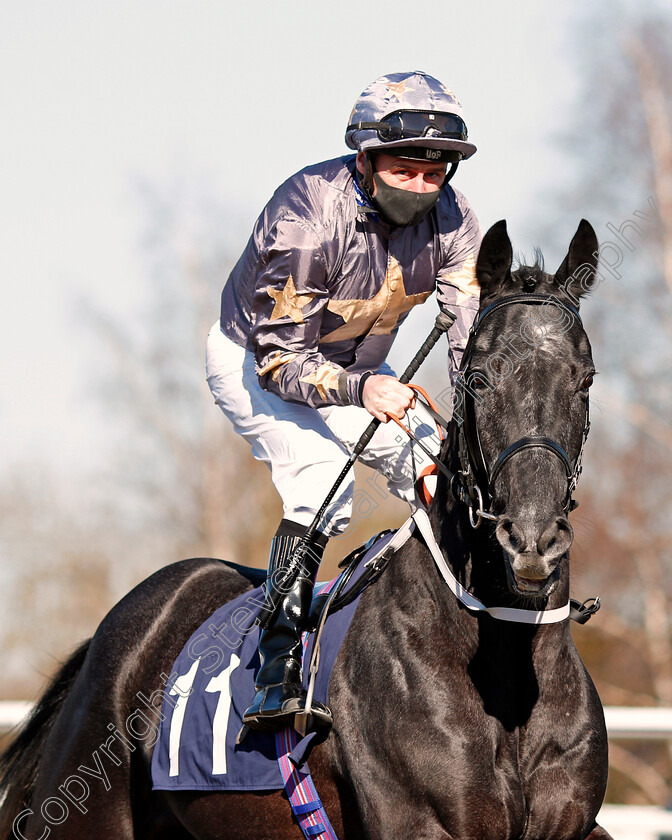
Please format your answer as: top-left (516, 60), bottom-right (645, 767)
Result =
top-left (411, 508), bottom-right (571, 625)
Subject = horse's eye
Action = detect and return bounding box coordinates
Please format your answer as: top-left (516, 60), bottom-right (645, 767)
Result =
top-left (582, 374), bottom-right (594, 390)
top-left (470, 373), bottom-right (488, 390)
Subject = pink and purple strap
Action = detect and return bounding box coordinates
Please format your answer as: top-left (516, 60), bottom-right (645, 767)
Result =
top-left (275, 578), bottom-right (339, 839)
top-left (275, 726), bottom-right (338, 839)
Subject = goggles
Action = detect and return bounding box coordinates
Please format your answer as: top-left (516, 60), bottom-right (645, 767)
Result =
top-left (348, 109), bottom-right (468, 143)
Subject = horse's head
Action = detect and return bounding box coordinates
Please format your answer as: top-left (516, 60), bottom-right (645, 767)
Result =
top-left (456, 220), bottom-right (598, 598)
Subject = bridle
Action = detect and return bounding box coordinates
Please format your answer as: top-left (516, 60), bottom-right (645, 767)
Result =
top-left (386, 293), bottom-right (592, 528)
top-left (454, 293), bottom-right (591, 528)
top-left (382, 290), bottom-right (601, 624)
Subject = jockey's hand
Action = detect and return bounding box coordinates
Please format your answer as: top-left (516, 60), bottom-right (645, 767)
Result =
top-left (362, 375), bottom-right (416, 422)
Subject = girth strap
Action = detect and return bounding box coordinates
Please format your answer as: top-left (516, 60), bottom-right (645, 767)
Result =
top-left (276, 727), bottom-right (339, 840)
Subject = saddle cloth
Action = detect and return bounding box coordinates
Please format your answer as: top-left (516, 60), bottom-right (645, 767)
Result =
top-left (150, 529), bottom-right (405, 792)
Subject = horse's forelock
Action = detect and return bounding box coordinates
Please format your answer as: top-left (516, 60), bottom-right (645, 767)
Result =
top-left (511, 253), bottom-right (550, 293)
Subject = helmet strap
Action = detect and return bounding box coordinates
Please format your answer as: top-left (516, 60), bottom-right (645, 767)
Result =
top-left (361, 152), bottom-right (376, 200)
top-left (443, 161), bottom-right (459, 186)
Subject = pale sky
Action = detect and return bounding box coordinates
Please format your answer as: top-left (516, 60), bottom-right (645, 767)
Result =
top-left (0, 0), bottom-right (581, 487)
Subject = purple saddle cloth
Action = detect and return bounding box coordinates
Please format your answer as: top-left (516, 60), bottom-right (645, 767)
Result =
top-left (150, 531), bottom-right (394, 792)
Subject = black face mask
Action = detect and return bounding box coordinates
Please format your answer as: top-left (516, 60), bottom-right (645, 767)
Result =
top-left (370, 172), bottom-right (441, 227)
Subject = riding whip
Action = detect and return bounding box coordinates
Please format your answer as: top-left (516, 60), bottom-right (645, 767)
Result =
top-left (257, 308), bottom-right (457, 629)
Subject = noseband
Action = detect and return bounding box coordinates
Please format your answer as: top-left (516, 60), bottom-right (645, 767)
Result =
top-left (454, 294), bottom-right (591, 528)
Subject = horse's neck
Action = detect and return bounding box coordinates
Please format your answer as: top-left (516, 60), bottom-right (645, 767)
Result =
top-left (377, 518), bottom-right (571, 699)
top-left (382, 464), bottom-right (573, 661)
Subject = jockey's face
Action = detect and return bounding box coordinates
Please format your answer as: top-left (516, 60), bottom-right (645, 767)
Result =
top-left (356, 151), bottom-right (446, 194)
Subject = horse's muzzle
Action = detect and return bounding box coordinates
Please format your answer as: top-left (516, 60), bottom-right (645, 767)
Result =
top-left (495, 514), bottom-right (574, 596)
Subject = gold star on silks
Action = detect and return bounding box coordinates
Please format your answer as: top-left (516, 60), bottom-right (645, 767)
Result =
top-left (300, 363), bottom-right (341, 400)
top-left (258, 351), bottom-right (299, 381)
top-left (386, 80), bottom-right (412, 101)
top-left (319, 257), bottom-right (432, 345)
top-left (267, 275), bottom-right (316, 324)
top-left (440, 253), bottom-right (479, 306)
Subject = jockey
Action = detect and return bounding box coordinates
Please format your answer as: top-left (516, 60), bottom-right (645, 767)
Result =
top-left (206, 70), bottom-right (482, 731)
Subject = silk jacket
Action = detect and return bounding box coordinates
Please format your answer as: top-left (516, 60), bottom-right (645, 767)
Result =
top-left (220, 155), bottom-right (481, 409)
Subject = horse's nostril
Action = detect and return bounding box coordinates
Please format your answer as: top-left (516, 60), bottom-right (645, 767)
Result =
top-left (497, 515), bottom-right (573, 562)
top-left (537, 517), bottom-right (574, 558)
top-left (497, 518), bottom-right (526, 553)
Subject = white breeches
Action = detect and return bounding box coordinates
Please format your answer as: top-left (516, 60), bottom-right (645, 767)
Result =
top-left (206, 324), bottom-right (441, 538)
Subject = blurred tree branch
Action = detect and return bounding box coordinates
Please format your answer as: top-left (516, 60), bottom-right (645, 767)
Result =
top-left (608, 742), bottom-right (669, 804)
top-left (598, 381), bottom-right (672, 451)
top-left (629, 28), bottom-right (672, 292)
top-left (548, 5), bottom-right (672, 805)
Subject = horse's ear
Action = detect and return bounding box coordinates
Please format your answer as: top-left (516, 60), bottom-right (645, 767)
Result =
top-left (476, 220), bottom-right (513, 297)
top-left (554, 219), bottom-right (599, 302)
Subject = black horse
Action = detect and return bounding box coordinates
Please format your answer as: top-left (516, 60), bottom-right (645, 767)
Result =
top-left (0, 221), bottom-right (612, 839)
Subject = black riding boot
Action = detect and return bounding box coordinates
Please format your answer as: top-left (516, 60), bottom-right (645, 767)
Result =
top-left (242, 520), bottom-right (333, 731)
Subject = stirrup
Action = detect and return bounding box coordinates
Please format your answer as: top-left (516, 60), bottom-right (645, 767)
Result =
top-left (242, 685), bottom-right (333, 734)
top-left (294, 704), bottom-right (334, 736)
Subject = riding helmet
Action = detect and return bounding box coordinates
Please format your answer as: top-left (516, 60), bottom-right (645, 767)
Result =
top-left (345, 70), bottom-right (477, 161)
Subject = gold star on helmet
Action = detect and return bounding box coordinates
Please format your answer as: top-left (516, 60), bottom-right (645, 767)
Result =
top-left (386, 80), bottom-right (412, 101)
top-left (301, 363), bottom-right (341, 400)
top-left (267, 275), bottom-right (316, 323)
top-left (320, 257), bottom-right (432, 344)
